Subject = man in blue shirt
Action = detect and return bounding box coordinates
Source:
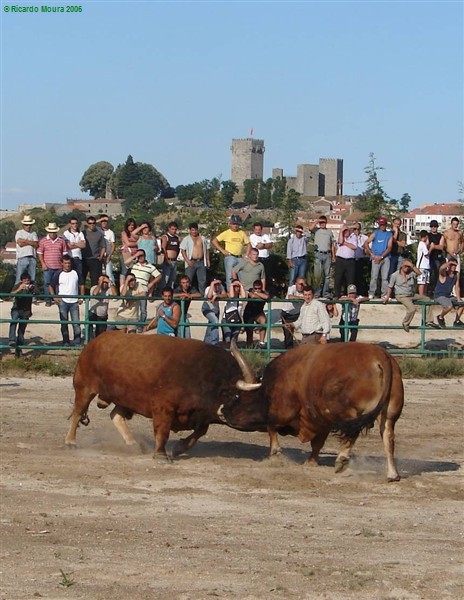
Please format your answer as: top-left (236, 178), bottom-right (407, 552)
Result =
top-left (364, 217), bottom-right (393, 299)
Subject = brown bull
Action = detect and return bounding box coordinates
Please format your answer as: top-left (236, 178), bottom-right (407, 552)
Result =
top-left (65, 331), bottom-right (258, 459)
top-left (221, 342), bottom-right (404, 481)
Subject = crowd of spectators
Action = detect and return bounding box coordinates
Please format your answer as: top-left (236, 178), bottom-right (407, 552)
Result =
top-left (5, 212), bottom-right (464, 349)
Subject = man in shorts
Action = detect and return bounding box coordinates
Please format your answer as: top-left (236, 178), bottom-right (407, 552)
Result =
top-left (433, 260), bottom-right (464, 328)
top-left (243, 279), bottom-right (270, 348)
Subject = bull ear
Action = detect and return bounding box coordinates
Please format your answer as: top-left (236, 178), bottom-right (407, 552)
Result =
top-left (236, 380), bottom-right (262, 391)
top-left (230, 339), bottom-right (256, 384)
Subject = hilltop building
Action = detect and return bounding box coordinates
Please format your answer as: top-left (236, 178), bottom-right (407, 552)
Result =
top-left (230, 138), bottom-right (265, 186)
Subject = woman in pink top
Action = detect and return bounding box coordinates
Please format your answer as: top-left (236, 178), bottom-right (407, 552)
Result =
top-left (120, 218), bottom-right (139, 287)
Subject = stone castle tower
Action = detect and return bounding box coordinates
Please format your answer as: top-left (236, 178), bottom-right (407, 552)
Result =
top-left (319, 158), bottom-right (343, 196)
top-left (230, 138), bottom-right (265, 186)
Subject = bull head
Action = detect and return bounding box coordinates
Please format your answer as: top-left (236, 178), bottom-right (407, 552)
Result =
top-left (230, 339), bottom-right (262, 391)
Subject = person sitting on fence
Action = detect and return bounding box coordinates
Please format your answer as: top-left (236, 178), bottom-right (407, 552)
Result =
top-left (8, 272), bottom-right (39, 356)
top-left (173, 275), bottom-right (200, 339)
top-left (337, 284), bottom-right (368, 342)
top-left (145, 287), bottom-right (181, 336)
top-left (382, 260), bottom-right (436, 333)
top-left (280, 277), bottom-right (306, 349)
top-left (433, 259), bottom-right (464, 328)
top-left (201, 277), bottom-right (228, 345)
top-left (88, 275), bottom-right (117, 338)
top-left (243, 279), bottom-right (270, 349)
top-left (222, 278), bottom-right (247, 347)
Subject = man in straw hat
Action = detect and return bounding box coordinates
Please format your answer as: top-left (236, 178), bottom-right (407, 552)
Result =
top-left (14, 215), bottom-right (39, 286)
top-left (37, 222), bottom-right (67, 306)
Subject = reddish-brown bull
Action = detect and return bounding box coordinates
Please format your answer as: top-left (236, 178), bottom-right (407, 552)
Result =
top-left (220, 342), bottom-right (404, 481)
top-left (65, 331), bottom-right (258, 459)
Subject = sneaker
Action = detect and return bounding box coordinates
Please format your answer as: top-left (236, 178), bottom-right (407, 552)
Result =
top-left (402, 323), bottom-right (410, 333)
top-left (71, 337), bottom-right (82, 346)
top-left (453, 319), bottom-right (464, 328)
top-left (368, 294), bottom-right (374, 300)
top-left (45, 301), bottom-right (52, 307)
top-left (437, 316), bottom-right (446, 329)
top-left (258, 341), bottom-right (267, 349)
top-left (426, 321), bottom-right (440, 329)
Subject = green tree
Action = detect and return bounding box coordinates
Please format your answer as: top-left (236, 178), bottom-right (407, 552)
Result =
top-left (136, 162), bottom-right (169, 197)
top-left (0, 220), bottom-right (16, 248)
top-left (399, 193), bottom-right (412, 213)
top-left (221, 180), bottom-right (239, 205)
top-left (278, 189), bottom-right (302, 238)
top-left (257, 178), bottom-right (273, 209)
top-left (116, 155), bottom-right (140, 198)
top-left (272, 177), bottom-right (286, 209)
top-left (79, 161), bottom-right (114, 199)
top-left (354, 153), bottom-right (398, 226)
top-left (243, 179), bottom-right (260, 205)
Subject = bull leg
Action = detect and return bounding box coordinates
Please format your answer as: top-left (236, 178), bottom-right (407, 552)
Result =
top-left (306, 431), bottom-right (329, 467)
top-left (378, 414), bottom-right (401, 482)
top-left (151, 414), bottom-right (172, 461)
top-left (268, 428), bottom-right (282, 456)
top-left (172, 424), bottom-right (209, 457)
top-left (334, 434), bottom-right (359, 473)
top-left (110, 406), bottom-right (137, 446)
top-left (65, 389), bottom-right (96, 446)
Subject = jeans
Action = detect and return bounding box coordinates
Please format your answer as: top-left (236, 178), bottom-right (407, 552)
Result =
top-left (139, 298), bottom-right (148, 325)
top-left (339, 318), bottom-right (359, 342)
top-left (202, 308), bottom-right (222, 345)
top-left (224, 255), bottom-right (241, 290)
top-left (43, 268), bottom-right (60, 303)
top-left (289, 257), bottom-right (307, 286)
top-left (388, 255), bottom-right (404, 279)
top-left (368, 257), bottom-right (390, 297)
top-left (314, 252), bottom-right (332, 297)
top-left (105, 259), bottom-right (115, 285)
top-left (58, 301), bottom-right (81, 343)
top-left (9, 308), bottom-right (30, 346)
top-left (162, 260), bottom-right (178, 289)
top-left (185, 260), bottom-right (207, 295)
top-left (15, 257), bottom-right (36, 285)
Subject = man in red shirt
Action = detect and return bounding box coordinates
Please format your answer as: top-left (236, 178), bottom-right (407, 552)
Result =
top-left (37, 222), bottom-right (67, 306)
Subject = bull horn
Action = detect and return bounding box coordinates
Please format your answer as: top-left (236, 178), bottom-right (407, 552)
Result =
top-left (230, 338), bottom-right (256, 384)
top-left (236, 380), bottom-right (262, 391)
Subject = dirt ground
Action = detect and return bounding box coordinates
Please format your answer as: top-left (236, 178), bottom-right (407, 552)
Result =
top-left (1, 376), bottom-right (463, 600)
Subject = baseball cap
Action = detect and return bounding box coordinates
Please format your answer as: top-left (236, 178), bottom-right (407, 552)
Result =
top-left (229, 215), bottom-right (242, 224)
top-left (429, 220), bottom-right (439, 227)
top-left (377, 217), bottom-right (387, 225)
top-left (347, 284), bottom-right (357, 294)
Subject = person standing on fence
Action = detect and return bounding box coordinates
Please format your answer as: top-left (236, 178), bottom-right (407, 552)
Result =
top-left (443, 217), bottom-right (463, 270)
top-left (284, 285), bottom-right (330, 345)
top-left (37, 222), bottom-right (68, 307)
top-left (161, 221), bottom-right (180, 289)
top-left (388, 217), bottom-right (408, 279)
top-left (311, 215), bottom-right (335, 298)
top-left (8, 273), bottom-right (39, 355)
top-left (352, 222), bottom-right (370, 297)
top-left (382, 260), bottom-right (436, 333)
top-left (212, 216), bottom-right (250, 291)
top-left (180, 222), bottom-right (210, 295)
top-left (416, 230), bottom-right (431, 296)
top-left (334, 225), bottom-right (356, 299)
top-left (173, 275), bottom-right (201, 338)
top-left (97, 215), bottom-right (116, 285)
top-left (286, 225), bottom-right (308, 286)
top-left (427, 220), bottom-right (445, 293)
top-left (63, 217), bottom-right (86, 293)
top-left (249, 222), bottom-right (273, 277)
top-left (14, 215), bottom-right (38, 286)
top-left (433, 260), bottom-right (464, 328)
top-left (338, 284), bottom-right (368, 342)
top-left (88, 275), bottom-right (117, 338)
top-left (365, 217), bottom-right (393, 299)
top-left (82, 216), bottom-right (106, 289)
top-left (49, 255), bottom-right (82, 346)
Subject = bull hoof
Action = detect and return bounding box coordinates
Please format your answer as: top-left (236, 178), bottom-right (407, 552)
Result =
top-left (153, 452), bottom-right (173, 464)
top-left (64, 441), bottom-right (77, 449)
top-left (97, 400), bottom-right (110, 409)
top-left (387, 474), bottom-right (401, 482)
top-left (334, 456), bottom-right (349, 473)
top-left (305, 458), bottom-right (319, 468)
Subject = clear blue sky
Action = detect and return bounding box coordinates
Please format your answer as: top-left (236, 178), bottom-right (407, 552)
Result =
top-left (2, 0), bottom-right (463, 210)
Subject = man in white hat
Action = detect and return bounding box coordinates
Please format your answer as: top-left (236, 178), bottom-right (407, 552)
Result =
top-left (14, 215), bottom-right (39, 285)
top-left (37, 223), bottom-right (68, 306)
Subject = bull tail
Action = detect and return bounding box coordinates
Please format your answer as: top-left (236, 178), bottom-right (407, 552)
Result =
top-left (334, 355), bottom-right (393, 441)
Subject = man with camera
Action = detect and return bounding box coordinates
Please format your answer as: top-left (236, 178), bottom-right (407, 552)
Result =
top-left (8, 273), bottom-right (39, 355)
top-left (88, 275), bottom-right (117, 338)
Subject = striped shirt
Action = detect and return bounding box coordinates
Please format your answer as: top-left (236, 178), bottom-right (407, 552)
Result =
top-left (37, 235), bottom-right (67, 269)
top-left (131, 262), bottom-right (161, 291)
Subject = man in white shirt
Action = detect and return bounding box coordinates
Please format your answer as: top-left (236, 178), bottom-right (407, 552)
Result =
top-left (280, 277), bottom-right (306, 348)
top-left (249, 222), bottom-right (273, 275)
top-left (63, 217), bottom-right (85, 293)
top-left (49, 255), bottom-right (82, 346)
top-left (97, 214), bottom-right (116, 284)
top-left (14, 215), bottom-right (39, 285)
top-left (285, 286), bottom-right (331, 345)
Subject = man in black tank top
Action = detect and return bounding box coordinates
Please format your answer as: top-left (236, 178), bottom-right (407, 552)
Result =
top-left (427, 220), bottom-right (445, 293)
top-left (161, 221), bottom-right (180, 289)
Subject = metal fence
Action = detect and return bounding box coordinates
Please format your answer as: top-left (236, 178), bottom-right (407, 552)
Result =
top-left (1, 292), bottom-right (463, 359)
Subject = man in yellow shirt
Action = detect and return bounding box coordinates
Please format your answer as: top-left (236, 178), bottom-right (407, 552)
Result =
top-left (212, 215), bottom-right (251, 290)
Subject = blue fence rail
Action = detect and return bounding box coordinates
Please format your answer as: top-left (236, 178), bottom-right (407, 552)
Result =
top-left (1, 292), bottom-right (463, 359)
